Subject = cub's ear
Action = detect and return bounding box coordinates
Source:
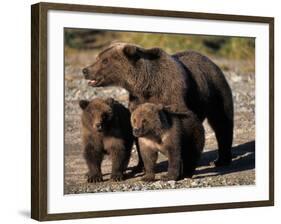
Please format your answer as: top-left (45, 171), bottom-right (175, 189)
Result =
top-left (79, 100), bottom-right (90, 110)
top-left (105, 97), bottom-right (115, 106)
top-left (162, 104), bottom-right (177, 113)
top-left (162, 105), bottom-right (191, 117)
top-left (123, 45), bottom-right (161, 60)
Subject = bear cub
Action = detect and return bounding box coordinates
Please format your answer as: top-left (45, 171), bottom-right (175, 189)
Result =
top-left (131, 103), bottom-right (205, 181)
top-left (79, 98), bottom-right (134, 182)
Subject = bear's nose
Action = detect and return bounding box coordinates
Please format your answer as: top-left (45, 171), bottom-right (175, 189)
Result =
top-left (82, 68), bottom-right (89, 77)
top-left (96, 123), bottom-right (102, 131)
top-left (133, 128), bottom-right (142, 136)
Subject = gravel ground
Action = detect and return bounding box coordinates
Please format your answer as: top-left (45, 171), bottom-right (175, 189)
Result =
top-left (64, 49), bottom-right (255, 194)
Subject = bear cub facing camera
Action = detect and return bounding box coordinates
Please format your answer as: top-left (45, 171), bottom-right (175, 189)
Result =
top-left (79, 98), bottom-right (134, 182)
top-left (131, 103), bottom-right (205, 181)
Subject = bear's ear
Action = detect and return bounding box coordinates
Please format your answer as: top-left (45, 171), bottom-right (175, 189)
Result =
top-left (162, 105), bottom-right (176, 113)
top-left (138, 47), bottom-right (161, 59)
top-left (123, 45), bottom-right (161, 60)
top-left (155, 104), bottom-right (164, 110)
top-left (79, 100), bottom-right (90, 110)
top-left (105, 97), bottom-right (115, 106)
top-left (162, 105), bottom-right (191, 117)
top-left (123, 45), bottom-right (141, 61)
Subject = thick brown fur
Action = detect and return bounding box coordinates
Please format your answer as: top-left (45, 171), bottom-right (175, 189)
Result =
top-left (83, 42), bottom-right (233, 168)
top-left (79, 98), bottom-right (134, 182)
top-left (131, 103), bottom-right (205, 181)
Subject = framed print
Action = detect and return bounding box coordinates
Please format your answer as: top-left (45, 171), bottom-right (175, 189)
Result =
top-left (31, 2), bottom-right (274, 221)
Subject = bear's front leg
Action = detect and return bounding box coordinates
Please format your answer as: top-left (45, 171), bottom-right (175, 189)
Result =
top-left (110, 145), bottom-right (127, 182)
top-left (140, 146), bottom-right (158, 182)
top-left (84, 144), bottom-right (104, 183)
top-left (128, 97), bottom-right (145, 174)
top-left (161, 146), bottom-right (182, 181)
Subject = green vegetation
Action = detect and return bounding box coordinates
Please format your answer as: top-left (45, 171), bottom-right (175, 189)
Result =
top-left (65, 29), bottom-right (255, 60)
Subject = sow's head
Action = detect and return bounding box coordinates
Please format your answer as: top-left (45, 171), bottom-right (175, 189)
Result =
top-left (82, 42), bottom-right (163, 87)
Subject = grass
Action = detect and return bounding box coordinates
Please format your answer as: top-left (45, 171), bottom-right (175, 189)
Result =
top-left (65, 29), bottom-right (255, 60)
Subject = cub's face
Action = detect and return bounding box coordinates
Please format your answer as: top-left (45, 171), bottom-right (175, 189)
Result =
top-left (131, 103), bottom-right (166, 137)
top-left (79, 98), bottom-right (114, 132)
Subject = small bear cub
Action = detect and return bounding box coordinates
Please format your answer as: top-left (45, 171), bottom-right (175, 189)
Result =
top-left (79, 98), bottom-right (134, 182)
top-left (131, 103), bottom-right (205, 181)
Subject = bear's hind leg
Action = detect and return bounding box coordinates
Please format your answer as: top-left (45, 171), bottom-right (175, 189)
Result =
top-left (161, 146), bottom-right (182, 181)
top-left (207, 110), bottom-right (233, 167)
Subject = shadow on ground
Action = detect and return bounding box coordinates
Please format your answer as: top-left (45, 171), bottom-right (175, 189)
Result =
top-left (154, 140), bottom-right (255, 178)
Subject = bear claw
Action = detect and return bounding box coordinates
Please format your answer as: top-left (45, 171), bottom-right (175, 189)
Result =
top-left (87, 174), bottom-right (103, 183)
top-left (141, 174), bottom-right (155, 182)
top-left (111, 173), bottom-right (123, 182)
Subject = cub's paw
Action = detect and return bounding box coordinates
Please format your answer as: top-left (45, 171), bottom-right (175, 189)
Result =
top-left (141, 174), bottom-right (155, 182)
top-left (86, 173), bottom-right (103, 183)
top-left (111, 173), bottom-right (124, 182)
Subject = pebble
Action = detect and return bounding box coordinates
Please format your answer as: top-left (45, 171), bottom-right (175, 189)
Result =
top-left (190, 181), bottom-right (198, 187)
top-left (152, 181), bottom-right (163, 189)
top-left (133, 185), bottom-right (141, 191)
top-left (167, 180), bottom-right (176, 188)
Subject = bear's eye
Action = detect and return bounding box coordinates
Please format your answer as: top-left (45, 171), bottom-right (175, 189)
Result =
top-left (102, 58), bottom-right (108, 65)
top-left (142, 119), bottom-right (147, 124)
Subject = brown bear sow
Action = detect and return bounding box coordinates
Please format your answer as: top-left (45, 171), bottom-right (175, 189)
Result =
top-left (131, 103), bottom-right (205, 181)
top-left (82, 42), bottom-right (233, 168)
top-left (79, 98), bottom-right (134, 182)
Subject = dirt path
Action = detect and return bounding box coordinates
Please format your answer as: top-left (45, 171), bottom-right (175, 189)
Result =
top-left (64, 140), bottom-right (254, 194)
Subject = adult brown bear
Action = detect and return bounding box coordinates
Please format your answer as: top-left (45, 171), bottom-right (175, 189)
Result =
top-left (82, 42), bottom-right (233, 169)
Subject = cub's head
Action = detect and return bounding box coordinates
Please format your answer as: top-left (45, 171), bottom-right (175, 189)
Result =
top-left (79, 98), bottom-right (115, 132)
top-left (131, 103), bottom-right (189, 137)
top-left (82, 42), bottom-right (163, 87)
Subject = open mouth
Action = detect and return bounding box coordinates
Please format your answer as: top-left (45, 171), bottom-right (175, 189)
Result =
top-left (133, 133), bottom-right (143, 137)
top-left (87, 79), bottom-right (102, 87)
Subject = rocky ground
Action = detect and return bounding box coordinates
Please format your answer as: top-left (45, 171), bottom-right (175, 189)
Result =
top-left (64, 49), bottom-right (255, 194)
